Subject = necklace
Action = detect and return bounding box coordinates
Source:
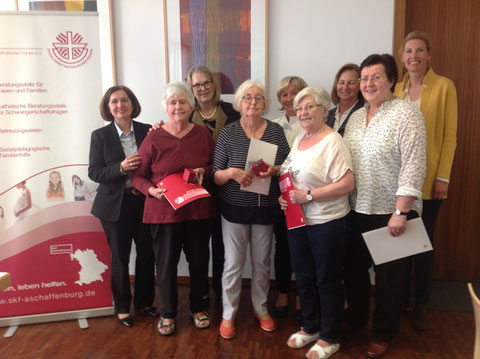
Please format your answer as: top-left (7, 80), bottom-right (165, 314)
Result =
top-left (198, 105), bottom-right (217, 120)
top-left (303, 122), bottom-right (326, 140)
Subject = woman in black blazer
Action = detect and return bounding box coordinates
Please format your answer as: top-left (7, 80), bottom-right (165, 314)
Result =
top-left (326, 63), bottom-right (364, 137)
top-left (88, 85), bottom-right (157, 327)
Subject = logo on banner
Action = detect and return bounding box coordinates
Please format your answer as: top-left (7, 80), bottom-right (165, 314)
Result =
top-left (47, 31), bottom-right (93, 68)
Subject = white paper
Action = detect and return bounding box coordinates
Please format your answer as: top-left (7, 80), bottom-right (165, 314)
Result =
top-left (362, 217), bottom-right (433, 265)
top-left (241, 138), bottom-right (278, 195)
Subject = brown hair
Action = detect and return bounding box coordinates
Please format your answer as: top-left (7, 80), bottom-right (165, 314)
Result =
top-left (99, 85), bottom-right (141, 122)
top-left (330, 63), bottom-right (363, 105)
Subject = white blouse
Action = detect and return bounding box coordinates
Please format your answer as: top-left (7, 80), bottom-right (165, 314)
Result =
top-left (343, 98), bottom-right (426, 215)
top-left (271, 115), bottom-right (305, 147)
top-left (281, 131), bottom-right (353, 225)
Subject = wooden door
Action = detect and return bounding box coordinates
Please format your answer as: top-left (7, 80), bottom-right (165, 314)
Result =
top-left (394, 0), bottom-right (480, 280)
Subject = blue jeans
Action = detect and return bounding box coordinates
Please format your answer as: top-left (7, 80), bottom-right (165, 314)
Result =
top-left (288, 215), bottom-right (349, 343)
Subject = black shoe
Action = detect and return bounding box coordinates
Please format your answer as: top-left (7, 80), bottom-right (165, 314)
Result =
top-left (274, 305), bottom-right (288, 317)
top-left (116, 314), bottom-right (134, 327)
top-left (137, 306), bottom-right (160, 318)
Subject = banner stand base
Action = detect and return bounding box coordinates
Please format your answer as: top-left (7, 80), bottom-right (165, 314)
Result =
top-left (3, 325), bottom-right (18, 338)
top-left (78, 318), bottom-right (89, 329)
top-left (1, 306), bottom-right (114, 336)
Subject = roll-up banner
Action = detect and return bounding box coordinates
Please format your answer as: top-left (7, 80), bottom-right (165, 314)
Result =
top-left (0, 11), bottom-right (113, 326)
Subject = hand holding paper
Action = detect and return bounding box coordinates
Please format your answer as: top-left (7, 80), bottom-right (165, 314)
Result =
top-left (241, 138), bottom-right (278, 195)
top-left (362, 217), bottom-right (432, 265)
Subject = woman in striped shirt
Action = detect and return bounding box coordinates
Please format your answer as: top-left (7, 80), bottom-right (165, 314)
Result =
top-left (212, 79), bottom-right (290, 339)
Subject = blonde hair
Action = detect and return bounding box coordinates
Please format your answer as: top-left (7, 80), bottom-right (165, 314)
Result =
top-left (276, 76), bottom-right (308, 109)
top-left (48, 171), bottom-right (64, 194)
top-left (400, 30), bottom-right (431, 56)
top-left (187, 66), bottom-right (222, 106)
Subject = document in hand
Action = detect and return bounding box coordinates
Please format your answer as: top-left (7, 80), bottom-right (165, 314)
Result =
top-left (362, 217), bottom-right (433, 265)
top-left (157, 173), bottom-right (210, 210)
top-left (241, 138), bottom-right (278, 195)
top-left (278, 173), bottom-right (306, 229)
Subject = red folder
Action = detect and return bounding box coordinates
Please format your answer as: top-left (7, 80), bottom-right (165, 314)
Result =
top-left (157, 173), bottom-right (210, 210)
top-left (278, 173), bottom-right (306, 229)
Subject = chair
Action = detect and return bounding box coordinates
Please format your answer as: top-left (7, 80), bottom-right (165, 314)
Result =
top-left (468, 283), bottom-right (480, 359)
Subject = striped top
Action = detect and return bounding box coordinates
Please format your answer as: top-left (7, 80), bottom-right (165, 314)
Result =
top-left (212, 120), bottom-right (290, 209)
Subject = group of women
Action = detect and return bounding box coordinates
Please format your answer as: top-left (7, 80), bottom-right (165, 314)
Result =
top-left (88, 31), bottom-right (457, 359)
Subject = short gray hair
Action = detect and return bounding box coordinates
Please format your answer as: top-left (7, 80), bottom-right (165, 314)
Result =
top-left (233, 79), bottom-right (270, 113)
top-left (294, 87), bottom-right (331, 111)
top-left (162, 82), bottom-right (196, 109)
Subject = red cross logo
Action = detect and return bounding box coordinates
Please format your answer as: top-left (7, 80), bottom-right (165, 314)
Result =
top-left (51, 31), bottom-right (89, 65)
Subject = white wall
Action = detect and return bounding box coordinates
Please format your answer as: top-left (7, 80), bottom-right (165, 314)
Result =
top-left (266, 0), bottom-right (395, 119)
top-left (113, 0), bottom-right (395, 276)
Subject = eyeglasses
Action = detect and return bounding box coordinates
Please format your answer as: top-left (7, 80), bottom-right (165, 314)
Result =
top-left (191, 81), bottom-right (213, 91)
top-left (295, 104), bottom-right (321, 113)
top-left (242, 95), bottom-right (265, 104)
top-left (359, 74), bottom-right (384, 83)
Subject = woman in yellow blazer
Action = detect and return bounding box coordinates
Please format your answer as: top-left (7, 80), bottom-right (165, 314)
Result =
top-left (394, 30), bottom-right (457, 332)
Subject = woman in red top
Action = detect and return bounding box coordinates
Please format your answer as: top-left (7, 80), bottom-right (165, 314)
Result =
top-left (132, 82), bottom-right (216, 336)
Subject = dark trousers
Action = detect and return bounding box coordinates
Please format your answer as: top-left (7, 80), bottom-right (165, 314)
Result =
top-left (151, 218), bottom-right (211, 319)
top-left (100, 191), bottom-right (155, 313)
top-left (288, 216), bottom-right (348, 342)
top-left (211, 212), bottom-right (224, 298)
top-left (274, 215), bottom-right (292, 294)
top-left (344, 211), bottom-right (418, 342)
top-left (411, 199), bottom-right (442, 305)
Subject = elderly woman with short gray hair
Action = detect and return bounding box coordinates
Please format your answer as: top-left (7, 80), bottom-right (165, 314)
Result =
top-left (131, 82), bottom-right (216, 336)
top-left (279, 87), bottom-right (354, 358)
top-left (212, 79), bottom-right (290, 339)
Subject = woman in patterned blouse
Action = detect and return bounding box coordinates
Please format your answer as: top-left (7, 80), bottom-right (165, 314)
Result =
top-left (342, 54), bottom-right (426, 359)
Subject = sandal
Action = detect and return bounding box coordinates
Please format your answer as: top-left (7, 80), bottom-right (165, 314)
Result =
top-left (157, 317), bottom-right (176, 336)
top-left (287, 330), bottom-right (320, 349)
top-left (306, 343), bottom-right (340, 359)
top-left (191, 311), bottom-right (211, 329)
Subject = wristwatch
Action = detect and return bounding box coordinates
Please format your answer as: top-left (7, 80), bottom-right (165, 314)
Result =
top-left (394, 208), bottom-right (409, 216)
top-left (306, 190), bottom-right (313, 202)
